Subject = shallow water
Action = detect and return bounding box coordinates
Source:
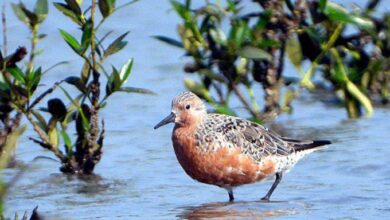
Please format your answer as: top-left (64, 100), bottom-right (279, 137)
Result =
top-left (3, 0), bottom-right (390, 219)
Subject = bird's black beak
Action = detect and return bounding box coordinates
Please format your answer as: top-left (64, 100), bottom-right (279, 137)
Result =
top-left (154, 112), bottom-right (175, 129)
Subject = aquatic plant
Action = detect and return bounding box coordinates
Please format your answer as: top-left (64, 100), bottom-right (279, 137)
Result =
top-left (0, 102), bottom-right (37, 219)
top-left (1, 0), bottom-right (151, 175)
top-left (156, 0), bottom-right (389, 119)
top-left (295, 0), bottom-right (384, 118)
top-left (0, 0), bottom-right (48, 165)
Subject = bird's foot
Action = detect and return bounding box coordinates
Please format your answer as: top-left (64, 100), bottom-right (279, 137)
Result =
top-left (260, 196), bottom-right (270, 202)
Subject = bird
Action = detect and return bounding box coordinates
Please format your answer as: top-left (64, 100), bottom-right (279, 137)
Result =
top-left (154, 91), bottom-right (331, 202)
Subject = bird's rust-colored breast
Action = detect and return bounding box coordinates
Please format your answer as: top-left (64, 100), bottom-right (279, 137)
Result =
top-left (172, 126), bottom-right (275, 187)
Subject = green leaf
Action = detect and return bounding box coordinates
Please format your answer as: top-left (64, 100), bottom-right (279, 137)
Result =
top-left (48, 122), bottom-right (59, 148)
top-left (7, 67), bottom-right (25, 84)
top-left (248, 117), bottom-right (264, 125)
top-left (237, 46), bottom-right (272, 61)
top-left (98, 0), bottom-right (116, 18)
top-left (11, 3), bottom-right (29, 26)
top-left (119, 59), bottom-right (134, 84)
top-left (324, 2), bottom-right (374, 33)
top-left (53, 3), bottom-right (83, 25)
top-left (346, 81), bottom-right (373, 117)
top-left (30, 67), bottom-right (42, 93)
top-left (103, 31), bottom-right (129, 58)
top-left (152, 35), bottom-right (183, 48)
top-left (34, 0), bottom-right (48, 21)
top-left (76, 104), bottom-right (91, 135)
top-left (59, 29), bottom-right (82, 54)
top-left (60, 130), bottom-right (73, 154)
top-left (171, 0), bottom-right (189, 20)
top-left (0, 76), bottom-right (9, 90)
top-left (184, 78), bottom-right (213, 102)
top-left (198, 69), bottom-right (225, 82)
top-left (112, 67), bottom-right (121, 90)
top-left (106, 66), bottom-right (121, 96)
top-left (286, 36), bottom-right (303, 70)
top-left (26, 68), bottom-right (34, 84)
top-left (118, 87), bottom-right (156, 95)
top-left (32, 110), bottom-right (47, 131)
top-left (81, 22), bottom-right (93, 52)
top-left (227, 0), bottom-right (238, 14)
top-left (214, 104), bottom-right (236, 116)
top-left (231, 21), bottom-right (249, 48)
top-left (99, 101), bottom-right (107, 109)
top-left (59, 86), bottom-right (90, 130)
top-left (65, 0), bottom-right (82, 16)
top-left (80, 61), bottom-right (90, 83)
top-left (300, 24), bottom-right (344, 90)
top-left (64, 76), bottom-right (86, 92)
top-left (38, 34), bottom-right (47, 39)
top-left (281, 89), bottom-right (296, 114)
top-left (330, 48), bottom-right (348, 83)
top-left (319, 0), bottom-right (327, 11)
top-left (20, 6), bottom-right (39, 27)
top-left (330, 48), bottom-right (373, 117)
top-left (209, 29), bottom-right (227, 46)
top-left (106, 66), bottom-right (116, 96)
top-left (63, 94), bottom-right (83, 127)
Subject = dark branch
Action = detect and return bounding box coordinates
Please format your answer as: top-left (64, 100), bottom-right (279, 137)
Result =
top-left (28, 80), bottom-right (64, 111)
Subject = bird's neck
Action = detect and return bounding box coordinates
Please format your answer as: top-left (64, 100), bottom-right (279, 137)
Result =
top-left (176, 113), bottom-right (207, 130)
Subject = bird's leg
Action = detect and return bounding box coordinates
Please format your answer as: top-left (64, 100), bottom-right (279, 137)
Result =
top-left (261, 172), bottom-right (282, 202)
top-left (227, 188), bottom-right (234, 202)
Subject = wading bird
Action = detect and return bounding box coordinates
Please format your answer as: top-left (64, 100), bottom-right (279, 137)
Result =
top-left (154, 92), bottom-right (331, 202)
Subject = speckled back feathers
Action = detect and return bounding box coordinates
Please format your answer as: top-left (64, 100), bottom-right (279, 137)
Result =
top-left (194, 114), bottom-right (295, 161)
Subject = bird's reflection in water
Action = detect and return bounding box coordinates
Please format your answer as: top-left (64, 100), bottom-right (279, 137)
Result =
top-left (177, 200), bottom-right (301, 219)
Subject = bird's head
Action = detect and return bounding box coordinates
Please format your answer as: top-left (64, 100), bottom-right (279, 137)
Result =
top-left (154, 92), bottom-right (207, 129)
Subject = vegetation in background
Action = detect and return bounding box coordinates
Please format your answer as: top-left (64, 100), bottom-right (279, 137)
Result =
top-left (0, 0), bottom-right (151, 175)
top-left (157, 0), bottom-right (389, 120)
top-left (297, 0), bottom-right (388, 118)
top-left (0, 0), bottom-right (48, 166)
top-left (0, 121), bottom-right (25, 218)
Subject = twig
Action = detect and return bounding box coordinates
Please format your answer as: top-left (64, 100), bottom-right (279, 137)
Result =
top-left (42, 61), bottom-right (69, 74)
top-left (28, 80), bottom-right (64, 111)
top-left (27, 25), bottom-right (38, 71)
top-left (277, 40), bottom-right (286, 80)
top-left (2, 3), bottom-right (7, 55)
top-left (115, 0), bottom-right (140, 12)
top-left (231, 84), bottom-right (260, 118)
top-left (24, 113), bottom-right (65, 161)
top-left (212, 82), bottom-right (224, 103)
top-left (29, 137), bottom-right (65, 162)
top-left (246, 84), bottom-right (260, 113)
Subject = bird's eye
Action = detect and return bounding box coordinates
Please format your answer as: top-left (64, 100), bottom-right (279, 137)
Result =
top-left (185, 105), bottom-right (191, 110)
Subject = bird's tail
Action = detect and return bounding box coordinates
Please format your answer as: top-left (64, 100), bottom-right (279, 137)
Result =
top-left (282, 138), bottom-right (332, 152)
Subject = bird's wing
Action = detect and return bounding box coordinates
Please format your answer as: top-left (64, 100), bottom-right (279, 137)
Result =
top-left (204, 114), bottom-right (294, 161)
